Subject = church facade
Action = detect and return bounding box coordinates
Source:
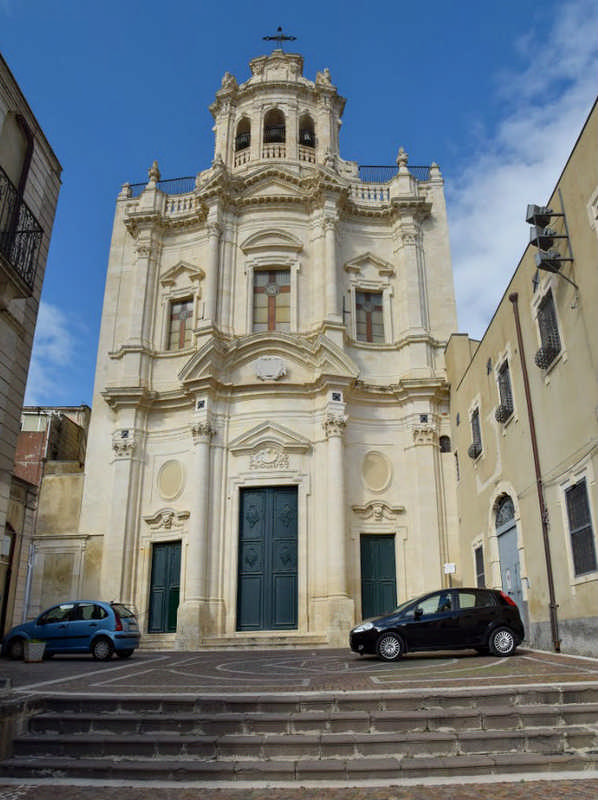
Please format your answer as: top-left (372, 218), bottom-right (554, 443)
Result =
top-left (77, 50), bottom-right (458, 649)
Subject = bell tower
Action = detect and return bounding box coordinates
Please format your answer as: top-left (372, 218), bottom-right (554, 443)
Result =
top-left (209, 50), bottom-right (346, 170)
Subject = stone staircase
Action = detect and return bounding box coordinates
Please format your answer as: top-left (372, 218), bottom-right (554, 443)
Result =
top-left (1, 684), bottom-right (598, 783)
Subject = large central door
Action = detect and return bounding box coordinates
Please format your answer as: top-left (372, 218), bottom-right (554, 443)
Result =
top-left (360, 534), bottom-right (397, 619)
top-left (237, 486), bottom-right (298, 631)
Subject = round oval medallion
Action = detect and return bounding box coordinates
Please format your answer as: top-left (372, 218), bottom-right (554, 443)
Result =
top-left (362, 451), bottom-right (392, 493)
top-left (158, 459), bottom-right (184, 500)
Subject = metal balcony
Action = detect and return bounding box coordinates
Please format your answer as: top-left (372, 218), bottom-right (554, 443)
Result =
top-left (0, 165), bottom-right (43, 294)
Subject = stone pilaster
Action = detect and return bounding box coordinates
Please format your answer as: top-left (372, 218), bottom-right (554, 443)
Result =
top-left (177, 416), bottom-right (215, 648)
top-left (204, 216), bottom-right (222, 326)
top-left (322, 404), bottom-right (354, 644)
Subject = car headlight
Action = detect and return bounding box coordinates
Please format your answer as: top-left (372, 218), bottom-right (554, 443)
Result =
top-left (352, 622), bottom-right (374, 633)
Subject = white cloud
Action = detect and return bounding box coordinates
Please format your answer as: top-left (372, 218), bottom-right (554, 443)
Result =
top-left (25, 301), bottom-right (77, 405)
top-left (448, 0), bottom-right (598, 339)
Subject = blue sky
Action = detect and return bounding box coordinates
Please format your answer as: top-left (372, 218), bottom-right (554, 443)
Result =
top-left (1, 0), bottom-right (596, 406)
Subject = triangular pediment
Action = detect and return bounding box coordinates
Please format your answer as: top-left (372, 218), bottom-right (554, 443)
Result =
top-left (160, 260), bottom-right (205, 286)
top-left (229, 421), bottom-right (312, 454)
top-left (240, 228), bottom-right (303, 255)
top-left (344, 252), bottom-right (395, 277)
top-left (241, 177), bottom-right (305, 203)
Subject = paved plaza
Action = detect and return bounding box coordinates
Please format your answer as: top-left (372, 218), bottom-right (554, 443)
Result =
top-left (0, 646), bottom-right (597, 798)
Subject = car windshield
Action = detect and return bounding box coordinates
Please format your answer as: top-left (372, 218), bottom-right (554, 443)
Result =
top-left (111, 603), bottom-right (135, 618)
top-left (390, 594), bottom-right (428, 616)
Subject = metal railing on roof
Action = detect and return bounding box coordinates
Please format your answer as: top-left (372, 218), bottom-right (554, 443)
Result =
top-left (358, 165), bottom-right (431, 183)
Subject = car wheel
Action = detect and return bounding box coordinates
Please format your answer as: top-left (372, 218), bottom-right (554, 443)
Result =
top-left (91, 637), bottom-right (114, 661)
top-left (7, 638), bottom-right (25, 660)
top-left (489, 627), bottom-right (517, 657)
top-left (116, 649), bottom-right (134, 659)
top-left (376, 632), bottom-right (404, 662)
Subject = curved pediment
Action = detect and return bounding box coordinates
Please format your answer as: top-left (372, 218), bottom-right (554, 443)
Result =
top-left (178, 332), bottom-right (359, 390)
top-left (240, 228), bottom-right (303, 255)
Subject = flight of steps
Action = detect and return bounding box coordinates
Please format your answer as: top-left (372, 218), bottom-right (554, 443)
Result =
top-left (2, 684), bottom-right (598, 783)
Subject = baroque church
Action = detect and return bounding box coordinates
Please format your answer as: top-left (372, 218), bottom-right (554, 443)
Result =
top-left (76, 48), bottom-right (458, 649)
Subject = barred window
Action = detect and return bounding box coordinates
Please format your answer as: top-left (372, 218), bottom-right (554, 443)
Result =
top-left (497, 361), bottom-right (514, 416)
top-left (536, 290), bottom-right (561, 365)
top-left (468, 407), bottom-right (482, 459)
top-left (474, 545), bottom-right (485, 588)
top-left (565, 479), bottom-right (597, 576)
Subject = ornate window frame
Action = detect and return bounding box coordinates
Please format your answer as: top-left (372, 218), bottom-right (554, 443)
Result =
top-left (344, 253), bottom-right (395, 346)
top-left (158, 262), bottom-right (204, 352)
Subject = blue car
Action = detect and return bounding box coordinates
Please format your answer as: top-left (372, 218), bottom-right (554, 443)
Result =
top-left (2, 600), bottom-right (140, 661)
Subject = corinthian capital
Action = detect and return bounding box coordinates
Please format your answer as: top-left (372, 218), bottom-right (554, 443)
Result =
top-left (192, 421), bottom-right (216, 444)
top-left (323, 411), bottom-right (347, 438)
top-left (207, 221), bottom-right (222, 239)
top-left (112, 428), bottom-right (137, 457)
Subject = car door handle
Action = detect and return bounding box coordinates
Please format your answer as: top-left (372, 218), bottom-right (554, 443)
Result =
top-left (89, 623), bottom-right (97, 628)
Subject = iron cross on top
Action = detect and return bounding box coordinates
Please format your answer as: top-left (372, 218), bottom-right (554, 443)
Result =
top-left (263, 27), bottom-right (297, 50)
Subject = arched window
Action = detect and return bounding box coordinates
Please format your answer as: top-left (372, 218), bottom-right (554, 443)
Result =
top-left (235, 118), bottom-right (251, 152)
top-left (263, 109), bottom-right (286, 144)
top-left (298, 114), bottom-right (315, 148)
top-left (495, 496), bottom-right (515, 530)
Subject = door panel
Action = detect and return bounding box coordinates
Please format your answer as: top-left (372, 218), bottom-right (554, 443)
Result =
top-left (498, 525), bottom-right (523, 610)
top-left (149, 541), bottom-right (181, 633)
top-left (360, 535), bottom-right (397, 619)
top-left (237, 486), bottom-right (298, 631)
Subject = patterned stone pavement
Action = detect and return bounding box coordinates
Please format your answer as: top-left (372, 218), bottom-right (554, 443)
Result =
top-left (1, 646), bottom-right (598, 695)
top-left (1, 779), bottom-right (598, 799)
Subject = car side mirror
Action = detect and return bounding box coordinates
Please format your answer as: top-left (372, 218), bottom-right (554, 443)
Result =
top-left (414, 607), bottom-right (423, 620)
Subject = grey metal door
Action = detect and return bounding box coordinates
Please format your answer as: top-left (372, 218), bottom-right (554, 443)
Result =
top-left (496, 497), bottom-right (523, 610)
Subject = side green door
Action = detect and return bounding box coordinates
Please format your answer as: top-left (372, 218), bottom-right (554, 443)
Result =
top-left (360, 535), bottom-right (397, 619)
top-left (148, 540), bottom-right (181, 633)
top-left (237, 486), bottom-right (298, 631)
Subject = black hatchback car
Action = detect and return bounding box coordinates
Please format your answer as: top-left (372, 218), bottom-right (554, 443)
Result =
top-left (350, 588), bottom-right (524, 661)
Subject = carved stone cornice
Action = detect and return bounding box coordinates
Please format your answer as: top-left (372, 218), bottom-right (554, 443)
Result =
top-left (102, 386), bottom-right (156, 411)
top-left (352, 501), bottom-right (406, 520)
top-left (323, 411), bottom-right (347, 438)
top-left (143, 507), bottom-right (190, 531)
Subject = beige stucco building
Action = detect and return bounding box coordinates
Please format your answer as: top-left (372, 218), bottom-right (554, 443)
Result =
top-left (68, 49), bottom-right (458, 649)
top-left (446, 98), bottom-right (598, 656)
top-left (0, 54), bottom-right (62, 633)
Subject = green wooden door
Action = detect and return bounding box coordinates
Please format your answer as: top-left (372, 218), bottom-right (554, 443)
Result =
top-left (148, 540), bottom-right (181, 633)
top-left (360, 535), bottom-right (397, 619)
top-left (237, 486), bottom-right (298, 631)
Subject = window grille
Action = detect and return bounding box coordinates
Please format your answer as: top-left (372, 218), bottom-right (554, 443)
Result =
top-left (474, 546), bottom-right (486, 588)
top-left (495, 361), bottom-right (514, 422)
top-left (535, 290), bottom-right (561, 368)
top-left (565, 479), bottom-right (597, 576)
top-left (468, 407), bottom-right (482, 459)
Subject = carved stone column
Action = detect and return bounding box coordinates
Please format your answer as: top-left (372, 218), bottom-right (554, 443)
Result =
top-left (322, 406), bottom-right (354, 644)
top-left (204, 220), bottom-right (222, 324)
top-left (323, 214), bottom-right (339, 320)
top-left (128, 239), bottom-right (160, 348)
top-left (178, 418), bottom-right (215, 648)
top-left (409, 419), bottom-right (446, 588)
top-left (399, 220), bottom-right (429, 333)
top-left (101, 428), bottom-right (143, 605)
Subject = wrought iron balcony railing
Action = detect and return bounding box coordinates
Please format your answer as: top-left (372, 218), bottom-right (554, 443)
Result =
top-left (0, 165), bottom-right (43, 293)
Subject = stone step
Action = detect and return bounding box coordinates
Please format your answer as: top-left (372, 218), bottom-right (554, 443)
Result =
top-left (11, 724), bottom-right (598, 760)
top-left (1, 751), bottom-right (596, 782)
top-left (36, 684), bottom-right (598, 716)
top-left (27, 702), bottom-right (598, 737)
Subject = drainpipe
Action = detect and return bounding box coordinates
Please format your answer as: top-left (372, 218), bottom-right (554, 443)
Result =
top-left (509, 293), bottom-right (560, 652)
